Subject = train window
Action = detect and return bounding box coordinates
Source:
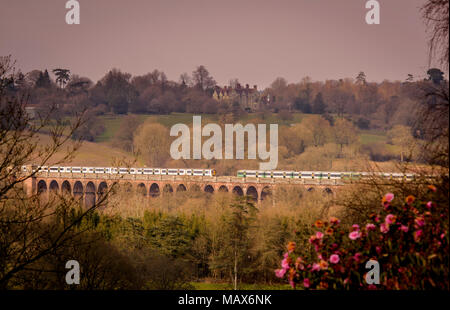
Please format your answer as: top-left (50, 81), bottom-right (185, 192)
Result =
top-left (168, 169), bottom-right (178, 175)
top-left (119, 168), bottom-right (128, 174)
top-left (273, 172), bottom-right (284, 178)
top-left (95, 168), bottom-right (104, 173)
top-left (143, 169), bottom-right (153, 174)
top-left (50, 167), bottom-right (59, 172)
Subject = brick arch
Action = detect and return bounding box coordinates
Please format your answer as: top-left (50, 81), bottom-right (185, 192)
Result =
top-left (176, 184), bottom-right (187, 192)
top-left (232, 186), bottom-right (244, 196)
top-left (137, 183), bottom-right (146, 196)
top-left (62, 180), bottom-right (71, 195)
top-left (218, 185), bottom-right (229, 193)
top-left (163, 184), bottom-right (174, 194)
top-left (49, 180), bottom-right (59, 194)
top-left (73, 181), bottom-right (83, 200)
top-left (149, 183), bottom-right (160, 197)
top-left (323, 187), bottom-right (333, 195)
top-left (37, 180), bottom-right (47, 195)
top-left (246, 186), bottom-right (258, 201)
top-left (97, 181), bottom-right (108, 197)
top-left (260, 186), bottom-right (272, 201)
top-left (123, 182), bottom-right (133, 193)
top-left (204, 185), bottom-right (214, 194)
top-left (85, 181), bottom-right (96, 207)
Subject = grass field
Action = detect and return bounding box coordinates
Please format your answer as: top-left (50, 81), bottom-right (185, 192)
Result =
top-left (359, 132), bottom-right (387, 145)
top-left (34, 133), bottom-right (139, 166)
top-left (95, 112), bottom-right (309, 143)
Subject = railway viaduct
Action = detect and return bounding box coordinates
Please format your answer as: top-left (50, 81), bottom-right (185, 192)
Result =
top-left (24, 172), bottom-right (346, 206)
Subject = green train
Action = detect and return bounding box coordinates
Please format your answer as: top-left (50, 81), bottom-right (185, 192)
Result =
top-left (236, 170), bottom-right (415, 180)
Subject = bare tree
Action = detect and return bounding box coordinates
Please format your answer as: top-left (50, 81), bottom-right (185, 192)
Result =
top-left (0, 56), bottom-right (115, 288)
top-left (421, 0), bottom-right (449, 66)
top-left (192, 65), bottom-right (216, 91)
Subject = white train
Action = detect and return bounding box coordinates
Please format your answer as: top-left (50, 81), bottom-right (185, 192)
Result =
top-left (236, 170), bottom-right (415, 180)
top-left (22, 165), bottom-right (216, 177)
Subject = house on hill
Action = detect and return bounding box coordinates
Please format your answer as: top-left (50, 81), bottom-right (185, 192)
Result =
top-left (212, 83), bottom-right (261, 112)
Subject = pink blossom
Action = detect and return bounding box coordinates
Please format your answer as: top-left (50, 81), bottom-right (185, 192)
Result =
top-left (441, 233), bottom-right (445, 239)
top-left (330, 254), bottom-right (340, 264)
top-left (415, 217), bottom-right (425, 227)
top-left (366, 223), bottom-right (376, 231)
top-left (374, 215), bottom-right (380, 223)
top-left (330, 217), bottom-right (340, 225)
top-left (414, 229), bottom-right (423, 241)
top-left (312, 263), bottom-right (320, 272)
top-left (316, 231), bottom-right (324, 239)
top-left (426, 201), bottom-right (433, 209)
top-left (281, 258), bottom-right (290, 270)
top-left (275, 268), bottom-right (286, 278)
top-left (380, 223), bottom-right (389, 234)
top-left (376, 246), bottom-right (382, 254)
top-left (349, 231), bottom-right (361, 240)
top-left (283, 252), bottom-right (289, 259)
top-left (303, 278), bottom-right (310, 288)
top-left (384, 193), bottom-right (394, 203)
top-left (385, 214), bottom-right (396, 225)
top-left (353, 253), bottom-right (363, 262)
top-left (400, 225), bottom-right (409, 233)
top-left (352, 224), bottom-right (360, 231)
top-left (295, 257), bottom-right (305, 270)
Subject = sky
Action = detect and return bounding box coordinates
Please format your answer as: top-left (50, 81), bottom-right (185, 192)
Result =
top-left (0, 0), bottom-right (434, 88)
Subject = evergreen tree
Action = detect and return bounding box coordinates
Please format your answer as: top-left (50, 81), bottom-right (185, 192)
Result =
top-left (211, 197), bottom-right (258, 289)
top-left (312, 92), bottom-right (326, 114)
top-left (35, 69), bottom-right (52, 88)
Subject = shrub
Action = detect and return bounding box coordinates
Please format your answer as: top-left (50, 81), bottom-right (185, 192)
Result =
top-left (275, 186), bottom-right (449, 289)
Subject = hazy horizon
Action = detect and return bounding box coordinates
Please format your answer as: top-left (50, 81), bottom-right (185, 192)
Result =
top-left (0, 0), bottom-right (439, 88)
